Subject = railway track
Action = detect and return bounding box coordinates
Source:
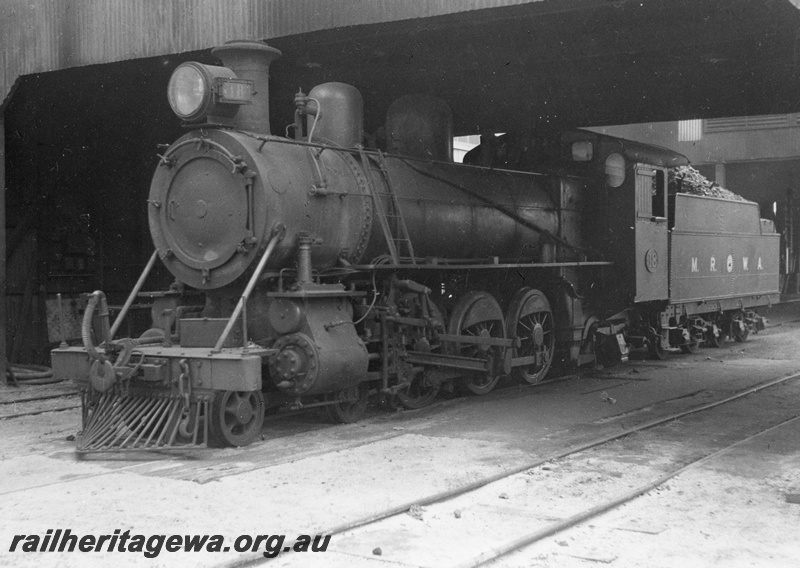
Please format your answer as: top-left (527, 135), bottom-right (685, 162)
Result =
top-left (0, 392), bottom-right (80, 421)
top-left (224, 369), bottom-right (800, 568)
top-left (0, 373), bottom-right (578, 501)
top-left (1, 356), bottom-right (797, 567)
top-left (453, 415), bottom-right (799, 568)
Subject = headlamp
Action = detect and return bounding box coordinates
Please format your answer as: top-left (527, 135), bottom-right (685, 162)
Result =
top-left (167, 62), bottom-right (252, 123)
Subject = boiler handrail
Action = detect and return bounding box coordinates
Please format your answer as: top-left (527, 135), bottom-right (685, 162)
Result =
top-left (109, 250), bottom-right (159, 341)
top-left (213, 231), bottom-right (282, 352)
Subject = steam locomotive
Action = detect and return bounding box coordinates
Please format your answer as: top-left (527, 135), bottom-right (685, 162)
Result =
top-left (51, 41), bottom-right (780, 451)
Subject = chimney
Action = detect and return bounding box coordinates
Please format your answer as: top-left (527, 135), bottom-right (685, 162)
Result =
top-left (212, 40), bottom-right (282, 134)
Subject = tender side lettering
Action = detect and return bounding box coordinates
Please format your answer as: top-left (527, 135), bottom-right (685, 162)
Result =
top-left (688, 255), bottom-right (763, 272)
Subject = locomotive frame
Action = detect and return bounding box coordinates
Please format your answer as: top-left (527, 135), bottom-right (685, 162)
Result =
top-left (50, 41), bottom-right (780, 451)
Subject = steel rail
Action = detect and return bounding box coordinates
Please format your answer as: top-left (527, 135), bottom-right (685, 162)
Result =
top-left (456, 413), bottom-right (800, 568)
top-left (0, 392), bottom-right (78, 406)
top-left (222, 369), bottom-right (800, 568)
top-left (0, 453), bottom-right (187, 497)
top-left (0, 404), bottom-right (81, 421)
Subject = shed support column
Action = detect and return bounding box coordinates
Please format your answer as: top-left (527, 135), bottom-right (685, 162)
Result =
top-left (714, 163), bottom-right (726, 188)
top-left (0, 114), bottom-right (6, 385)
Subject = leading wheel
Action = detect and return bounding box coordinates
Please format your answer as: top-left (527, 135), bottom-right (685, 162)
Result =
top-left (505, 288), bottom-right (554, 384)
top-left (448, 291), bottom-right (506, 395)
top-left (207, 390), bottom-right (265, 448)
top-left (326, 384), bottom-right (369, 424)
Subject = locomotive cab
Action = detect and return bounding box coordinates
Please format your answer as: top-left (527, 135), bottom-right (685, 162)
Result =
top-left (561, 130), bottom-right (689, 314)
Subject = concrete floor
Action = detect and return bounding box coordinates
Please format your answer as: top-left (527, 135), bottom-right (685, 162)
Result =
top-left (1, 302), bottom-right (799, 568)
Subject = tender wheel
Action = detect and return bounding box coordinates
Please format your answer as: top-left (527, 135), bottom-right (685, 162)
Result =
top-left (326, 384), bottom-right (369, 424)
top-left (207, 390), bottom-right (265, 448)
top-left (506, 288), bottom-right (554, 384)
top-left (730, 311), bottom-right (750, 342)
top-left (448, 291), bottom-right (506, 395)
top-left (648, 329), bottom-right (668, 360)
top-left (392, 370), bottom-right (440, 410)
top-left (679, 318), bottom-right (703, 354)
top-left (706, 317), bottom-right (728, 348)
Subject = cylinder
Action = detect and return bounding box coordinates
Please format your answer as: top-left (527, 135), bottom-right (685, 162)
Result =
top-left (385, 94), bottom-right (454, 162)
top-left (211, 40), bottom-right (281, 135)
top-left (306, 83), bottom-right (364, 147)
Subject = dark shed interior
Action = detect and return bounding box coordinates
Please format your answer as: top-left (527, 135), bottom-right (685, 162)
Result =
top-left (4, 0), bottom-right (800, 365)
top-left (4, 58), bottom-right (187, 362)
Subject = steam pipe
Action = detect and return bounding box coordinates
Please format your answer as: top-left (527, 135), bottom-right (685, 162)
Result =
top-left (82, 291), bottom-right (111, 362)
top-left (296, 235), bottom-right (314, 285)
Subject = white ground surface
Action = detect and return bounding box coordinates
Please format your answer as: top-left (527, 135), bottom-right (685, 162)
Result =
top-left (1, 303), bottom-right (799, 568)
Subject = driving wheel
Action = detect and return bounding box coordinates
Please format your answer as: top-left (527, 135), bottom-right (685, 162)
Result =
top-left (448, 291), bottom-right (506, 395)
top-left (506, 288), bottom-right (554, 384)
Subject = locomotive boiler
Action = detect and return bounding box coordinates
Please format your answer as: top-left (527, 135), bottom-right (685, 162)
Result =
top-left (51, 40), bottom-right (780, 451)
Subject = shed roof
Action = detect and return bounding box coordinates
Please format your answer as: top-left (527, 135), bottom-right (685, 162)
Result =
top-left (3, 0), bottom-right (800, 133)
top-left (0, 0), bottom-right (535, 107)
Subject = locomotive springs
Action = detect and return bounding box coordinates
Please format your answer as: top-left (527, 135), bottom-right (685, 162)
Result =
top-left (51, 40), bottom-right (779, 450)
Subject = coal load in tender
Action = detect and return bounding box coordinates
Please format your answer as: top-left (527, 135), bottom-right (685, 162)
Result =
top-left (668, 165), bottom-right (749, 202)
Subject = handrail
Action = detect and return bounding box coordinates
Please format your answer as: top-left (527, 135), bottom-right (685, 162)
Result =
top-left (109, 250), bottom-right (159, 341)
top-left (213, 230), bottom-right (283, 352)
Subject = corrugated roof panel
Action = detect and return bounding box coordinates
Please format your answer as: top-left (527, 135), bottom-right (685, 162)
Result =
top-left (1, 0), bottom-right (539, 105)
top-left (705, 115), bottom-right (799, 133)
